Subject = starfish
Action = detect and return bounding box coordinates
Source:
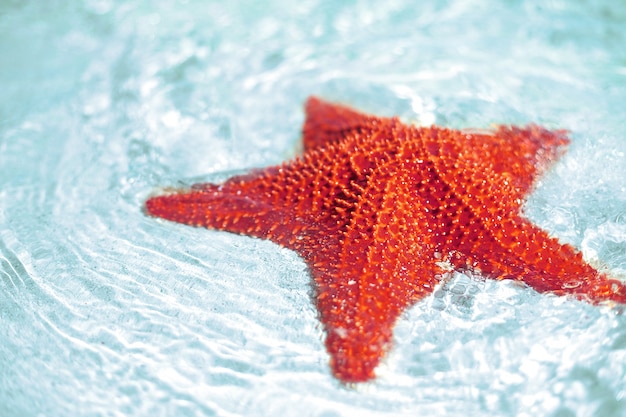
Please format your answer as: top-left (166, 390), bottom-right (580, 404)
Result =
top-left (145, 97), bottom-right (626, 383)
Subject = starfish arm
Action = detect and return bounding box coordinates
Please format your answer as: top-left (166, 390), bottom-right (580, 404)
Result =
top-left (315, 259), bottom-right (441, 383)
top-left (145, 128), bottom-right (387, 251)
top-left (491, 125), bottom-right (570, 191)
top-left (492, 219), bottom-right (626, 304)
top-left (441, 208), bottom-right (626, 304)
top-left (311, 151), bottom-right (442, 382)
top-left (424, 125), bottom-right (570, 214)
top-left (302, 96), bottom-right (398, 152)
top-left (145, 167), bottom-right (309, 248)
top-left (413, 124), bottom-right (626, 303)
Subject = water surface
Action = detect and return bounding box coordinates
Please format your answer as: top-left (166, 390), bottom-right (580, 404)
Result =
top-left (2, 1), bottom-right (626, 416)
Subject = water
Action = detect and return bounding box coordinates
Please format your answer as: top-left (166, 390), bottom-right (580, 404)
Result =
top-left (1, 1), bottom-right (626, 416)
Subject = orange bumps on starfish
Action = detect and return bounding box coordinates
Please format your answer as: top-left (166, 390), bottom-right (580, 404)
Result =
top-left (145, 96), bottom-right (626, 383)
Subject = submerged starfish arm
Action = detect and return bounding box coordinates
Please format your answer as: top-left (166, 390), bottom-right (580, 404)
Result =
top-left (302, 96), bottom-right (397, 152)
top-left (145, 133), bottom-right (372, 250)
top-left (309, 155), bottom-right (446, 382)
top-left (304, 97), bottom-right (571, 203)
top-left (310, 248), bottom-right (442, 382)
top-left (492, 219), bottom-right (626, 304)
top-left (437, 204), bottom-right (626, 305)
top-left (145, 172), bottom-right (306, 248)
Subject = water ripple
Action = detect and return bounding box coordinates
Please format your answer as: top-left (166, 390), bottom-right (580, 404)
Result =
top-left (2, 1), bottom-right (626, 416)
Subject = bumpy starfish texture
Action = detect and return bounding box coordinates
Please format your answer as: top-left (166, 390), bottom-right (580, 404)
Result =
top-left (146, 97), bottom-right (626, 383)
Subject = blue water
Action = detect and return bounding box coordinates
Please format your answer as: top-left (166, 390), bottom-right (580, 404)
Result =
top-left (2, 1), bottom-right (626, 416)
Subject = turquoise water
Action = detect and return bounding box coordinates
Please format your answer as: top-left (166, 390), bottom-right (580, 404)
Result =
top-left (2, 1), bottom-right (626, 416)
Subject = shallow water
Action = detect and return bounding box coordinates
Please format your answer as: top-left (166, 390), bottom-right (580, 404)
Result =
top-left (1, 1), bottom-right (626, 416)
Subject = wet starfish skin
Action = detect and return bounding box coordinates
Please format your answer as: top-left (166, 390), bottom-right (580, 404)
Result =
top-left (146, 97), bottom-right (626, 383)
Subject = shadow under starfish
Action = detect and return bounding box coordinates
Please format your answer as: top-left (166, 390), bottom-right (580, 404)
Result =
top-left (145, 97), bottom-right (626, 383)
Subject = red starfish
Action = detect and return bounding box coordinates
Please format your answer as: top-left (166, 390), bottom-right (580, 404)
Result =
top-left (145, 97), bottom-right (626, 383)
